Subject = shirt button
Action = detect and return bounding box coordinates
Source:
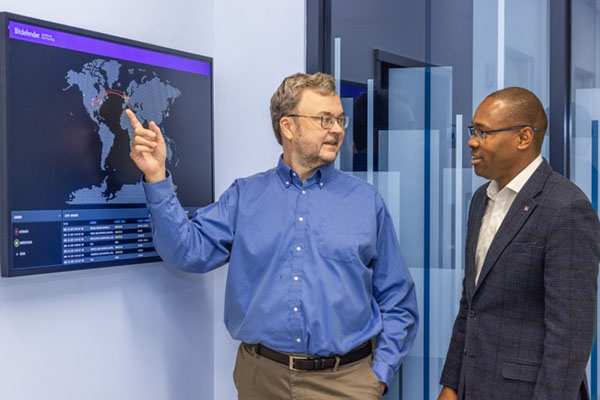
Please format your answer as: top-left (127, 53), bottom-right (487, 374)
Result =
top-left (298, 217), bottom-right (304, 222)
top-left (301, 190), bottom-right (306, 195)
top-left (285, 181), bottom-right (290, 185)
top-left (293, 307), bottom-right (298, 312)
top-left (296, 338), bottom-right (301, 343)
top-left (296, 246), bottom-right (301, 251)
top-left (319, 182), bottom-right (323, 187)
top-left (292, 172), bottom-right (296, 176)
top-left (293, 276), bottom-right (299, 281)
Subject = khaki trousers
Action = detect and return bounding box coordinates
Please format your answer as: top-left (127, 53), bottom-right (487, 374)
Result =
top-left (233, 342), bottom-right (383, 400)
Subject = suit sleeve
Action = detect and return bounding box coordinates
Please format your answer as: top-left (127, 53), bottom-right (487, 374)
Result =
top-left (440, 188), bottom-right (484, 390)
top-left (533, 198), bottom-right (600, 399)
top-left (439, 274), bottom-right (468, 390)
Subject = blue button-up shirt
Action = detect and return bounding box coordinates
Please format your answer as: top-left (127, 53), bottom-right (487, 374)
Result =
top-left (142, 157), bottom-right (418, 387)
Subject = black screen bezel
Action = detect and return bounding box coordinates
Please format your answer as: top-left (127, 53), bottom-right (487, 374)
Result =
top-left (0, 12), bottom-right (215, 277)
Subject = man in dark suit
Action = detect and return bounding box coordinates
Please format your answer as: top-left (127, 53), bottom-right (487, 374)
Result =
top-left (438, 87), bottom-right (600, 400)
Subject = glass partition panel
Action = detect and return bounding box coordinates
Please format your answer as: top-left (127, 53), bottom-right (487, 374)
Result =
top-left (571, 2), bottom-right (600, 397)
top-left (472, 0), bottom-right (550, 159)
top-left (327, 1), bottom-right (550, 398)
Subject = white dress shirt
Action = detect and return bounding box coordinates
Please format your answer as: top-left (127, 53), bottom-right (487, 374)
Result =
top-left (474, 155), bottom-right (543, 284)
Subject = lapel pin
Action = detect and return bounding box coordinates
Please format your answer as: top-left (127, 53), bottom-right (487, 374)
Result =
top-left (524, 205), bottom-right (529, 212)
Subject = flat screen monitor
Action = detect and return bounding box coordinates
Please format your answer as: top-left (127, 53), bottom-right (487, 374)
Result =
top-left (0, 13), bottom-right (214, 277)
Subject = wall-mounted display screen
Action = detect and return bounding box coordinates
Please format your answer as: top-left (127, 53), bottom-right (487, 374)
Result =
top-left (0, 13), bottom-right (214, 277)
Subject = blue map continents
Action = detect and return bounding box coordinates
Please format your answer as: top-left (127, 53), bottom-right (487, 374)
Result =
top-left (64, 59), bottom-right (181, 204)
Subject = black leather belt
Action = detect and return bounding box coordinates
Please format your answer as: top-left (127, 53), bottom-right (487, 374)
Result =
top-left (254, 341), bottom-right (372, 371)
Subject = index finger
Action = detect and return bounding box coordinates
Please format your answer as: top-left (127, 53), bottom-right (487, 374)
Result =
top-left (125, 109), bottom-right (142, 129)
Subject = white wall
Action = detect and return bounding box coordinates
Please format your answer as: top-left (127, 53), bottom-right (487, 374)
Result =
top-left (0, 263), bottom-right (214, 400)
top-left (0, 1), bottom-right (305, 399)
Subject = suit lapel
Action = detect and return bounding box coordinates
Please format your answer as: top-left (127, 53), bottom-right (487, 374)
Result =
top-left (466, 187), bottom-right (488, 298)
top-left (471, 160), bottom-right (553, 297)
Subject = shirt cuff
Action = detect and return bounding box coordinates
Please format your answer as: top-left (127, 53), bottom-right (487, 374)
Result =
top-left (371, 361), bottom-right (394, 394)
top-left (141, 172), bottom-right (174, 203)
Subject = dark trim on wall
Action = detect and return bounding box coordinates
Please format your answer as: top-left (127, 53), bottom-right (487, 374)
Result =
top-left (549, 0), bottom-right (571, 177)
top-left (374, 49), bottom-right (434, 89)
top-left (306, 0), bottom-right (332, 74)
top-left (423, 0), bottom-right (432, 397)
top-left (374, 49), bottom-right (431, 68)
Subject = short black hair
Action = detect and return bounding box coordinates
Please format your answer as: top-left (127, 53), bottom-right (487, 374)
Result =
top-left (486, 87), bottom-right (547, 151)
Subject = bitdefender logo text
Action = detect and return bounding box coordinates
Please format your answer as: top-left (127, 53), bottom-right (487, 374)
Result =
top-left (14, 27), bottom-right (40, 39)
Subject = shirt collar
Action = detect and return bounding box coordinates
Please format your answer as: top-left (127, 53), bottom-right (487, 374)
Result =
top-left (276, 156), bottom-right (294, 187)
top-left (487, 154), bottom-right (543, 199)
top-left (276, 155), bottom-right (337, 189)
top-left (317, 162), bottom-right (336, 185)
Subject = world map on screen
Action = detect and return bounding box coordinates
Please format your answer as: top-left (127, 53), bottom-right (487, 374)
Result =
top-left (64, 58), bottom-right (181, 204)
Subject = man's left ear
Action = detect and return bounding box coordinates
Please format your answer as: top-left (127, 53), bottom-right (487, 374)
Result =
top-left (517, 127), bottom-right (534, 150)
top-left (280, 116), bottom-right (295, 141)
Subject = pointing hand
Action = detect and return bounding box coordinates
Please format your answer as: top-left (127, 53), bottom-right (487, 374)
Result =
top-left (125, 109), bottom-right (167, 183)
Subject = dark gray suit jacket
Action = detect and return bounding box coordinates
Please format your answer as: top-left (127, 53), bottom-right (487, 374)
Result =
top-left (440, 160), bottom-right (600, 400)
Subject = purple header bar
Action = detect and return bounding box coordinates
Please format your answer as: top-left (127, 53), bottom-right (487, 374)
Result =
top-left (8, 20), bottom-right (210, 76)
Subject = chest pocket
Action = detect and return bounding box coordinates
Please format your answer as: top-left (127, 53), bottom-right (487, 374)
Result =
top-left (317, 223), bottom-right (372, 264)
top-left (501, 242), bottom-right (544, 265)
top-left (496, 241), bottom-right (544, 289)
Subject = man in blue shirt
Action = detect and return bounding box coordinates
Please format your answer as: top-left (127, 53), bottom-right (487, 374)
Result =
top-left (126, 72), bottom-right (418, 399)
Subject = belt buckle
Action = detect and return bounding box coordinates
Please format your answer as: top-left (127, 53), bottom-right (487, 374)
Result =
top-left (288, 354), bottom-right (309, 371)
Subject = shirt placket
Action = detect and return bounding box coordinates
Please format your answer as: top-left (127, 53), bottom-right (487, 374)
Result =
top-left (290, 178), bottom-right (309, 352)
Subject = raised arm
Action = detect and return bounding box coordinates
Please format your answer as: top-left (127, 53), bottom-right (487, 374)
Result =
top-left (125, 108), bottom-right (236, 273)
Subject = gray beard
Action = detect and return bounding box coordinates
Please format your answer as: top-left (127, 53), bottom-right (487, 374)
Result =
top-left (296, 150), bottom-right (335, 171)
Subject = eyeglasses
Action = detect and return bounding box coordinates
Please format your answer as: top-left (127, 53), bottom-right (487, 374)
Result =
top-left (287, 114), bottom-right (350, 129)
top-left (467, 125), bottom-right (537, 140)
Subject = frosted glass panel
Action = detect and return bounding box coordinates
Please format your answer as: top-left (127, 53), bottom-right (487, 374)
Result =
top-left (473, 0), bottom-right (550, 160)
top-left (326, 1), bottom-right (552, 397)
top-left (570, 88), bottom-right (600, 397)
top-left (340, 97), bottom-right (354, 171)
top-left (383, 66), bottom-right (463, 399)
